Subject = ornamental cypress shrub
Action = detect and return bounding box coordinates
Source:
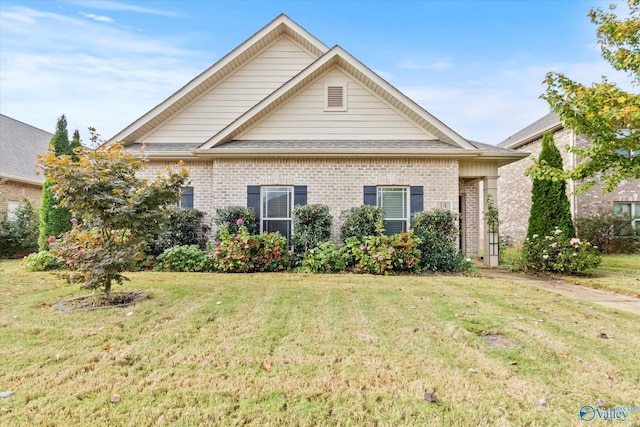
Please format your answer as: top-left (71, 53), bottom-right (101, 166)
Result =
top-left (38, 115), bottom-right (75, 250)
top-left (526, 131), bottom-right (575, 240)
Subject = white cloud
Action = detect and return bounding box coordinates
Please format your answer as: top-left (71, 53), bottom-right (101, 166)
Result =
top-left (66, 0), bottom-right (179, 17)
top-left (81, 12), bottom-right (114, 23)
top-left (0, 4), bottom-right (207, 144)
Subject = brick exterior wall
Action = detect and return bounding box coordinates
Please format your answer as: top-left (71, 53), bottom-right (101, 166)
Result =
top-left (498, 128), bottom-right (640, 246)
top-left (140, 157), bottom-right (481, 255)
top-left (0, 180), bottom-right (43, 211)
top-left (460, 180), bottom-right (479, 256)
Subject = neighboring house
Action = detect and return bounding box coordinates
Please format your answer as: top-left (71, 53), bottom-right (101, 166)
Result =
top-left (497, 112), bottom-right (640, 246)
top-left (108, 14), bottom-right (526, 265)
top-left (0, 114), bottom-right (52, 215)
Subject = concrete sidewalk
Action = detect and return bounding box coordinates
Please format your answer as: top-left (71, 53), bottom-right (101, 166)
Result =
top-left (480, 268), bottom-right (640, 316)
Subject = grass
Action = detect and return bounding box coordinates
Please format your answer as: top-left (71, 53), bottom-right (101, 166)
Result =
top-left (1, 259), bottom-right (639, 426)
top-left (501, 249), bottom-right (640, 296)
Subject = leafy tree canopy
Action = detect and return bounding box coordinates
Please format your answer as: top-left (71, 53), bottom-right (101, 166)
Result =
top-left (40, 129), bottom-right (189, 298)
top-left (532, 0), bottom-right (640, 193)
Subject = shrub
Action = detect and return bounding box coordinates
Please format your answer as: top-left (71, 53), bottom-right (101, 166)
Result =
top-left (292, 204), bottom-right (332, 253)
top-left (212, 225), bottom-right (289, 273)
top-left (340, 205), bottom-right (384, 242)
top-left (22, 250), bottom-right (64, 271)
top-left (575, 209), bottom-right (638, 254)
top-left (521, 228), bottom-right (602, 274)
top-left (525, 131), bottom-right (575, 240)
top-left (340, 231), bottom-right (421, 275)
top-left (411, 209), bottom-right (466, 272)
top-left (0, 198), bottom-right (39, 258)
top-left (149, 206), bottom-right (210, 256)
top-left (214, 206), bottom-right (257, 239)
top-left (296, 241), bottom-right (345, 274)
top-left (155, 245), bottom-right (212, 272)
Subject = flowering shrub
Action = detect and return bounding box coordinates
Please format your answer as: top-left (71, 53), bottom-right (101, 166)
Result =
top-left (212, 225), bottom-right (289, 273)
top-left (22, 250), bottom-right (65, 272)
top-left (341, 231), bottom-right (421, 275)
top-left (522, 228), bottom-right (602, 274)
top-left (155, 245), bottom-right (212, 272)
top-left (296, 241), bottom-right (345, 274)
top-left (213, 206), bottom-right (257, 239)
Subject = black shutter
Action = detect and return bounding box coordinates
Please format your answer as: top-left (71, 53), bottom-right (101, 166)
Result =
top-left (294, 185), bottom-right (307, 206)
top-left (180, 186), bottom-right (194, 208)
top-left (410, 186), bottom-right (423, 214)
top-left (363, 186), bottom-right (377, 206)
top-left (247, 185), bottom-right (261, 220)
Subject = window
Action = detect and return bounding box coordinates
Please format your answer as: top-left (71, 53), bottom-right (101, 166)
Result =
top-left (364, 186), bottom-right (423, 236)
top-left (261, 187), bottom-right (294, 241)
top-left (7, 200), bottom-right (19, 221)
top-left (179, 187), bottom-right (194, 208)
top-left (614, 202), bottom-right (640, 230)
top-left (377, 187), bottom-right (409, 235)
top-left (615, 148), bottom-right (640, 158)
top-left (324, 83), bottom-right (347, 111)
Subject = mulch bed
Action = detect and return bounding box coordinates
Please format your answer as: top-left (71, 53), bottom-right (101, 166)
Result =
top-left (55, 291), bottom-right (148, 311)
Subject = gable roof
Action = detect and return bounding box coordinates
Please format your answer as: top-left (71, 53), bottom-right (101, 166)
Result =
top-left (498, 112), bottom-right (562, 149)
top-left (198, 45), bottom-right (476, 150)
top-left (0, 114), bottom-right (52, 185)
top-left (110, 14), bottom-right (328, 145)
top-left (109, 14), bottom-right (526, 167)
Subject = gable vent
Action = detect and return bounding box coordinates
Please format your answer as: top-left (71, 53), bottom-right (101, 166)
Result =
top-left (327, 86), bottom-right (344, 108)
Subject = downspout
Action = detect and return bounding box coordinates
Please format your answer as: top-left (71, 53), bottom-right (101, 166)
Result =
top-left (568, 129), bottom-right (577, 219)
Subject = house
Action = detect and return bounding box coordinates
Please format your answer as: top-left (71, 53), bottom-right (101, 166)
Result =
top-left (0, 114), bottom-right (52, 214)
top-left (108, 14), bottom-right (526, 266)
top-left (497, 112), bottom-right (640, 246)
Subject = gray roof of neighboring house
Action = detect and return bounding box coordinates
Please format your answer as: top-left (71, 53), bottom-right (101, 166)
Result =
top-left (0, 114), bottom-right (52, 184)
top-left (498, 112), bottom-right (562, 149)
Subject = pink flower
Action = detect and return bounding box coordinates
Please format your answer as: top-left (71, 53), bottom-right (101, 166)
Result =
top-left (47, 236), bottom-right (56, 243)
top-left (570, 238), bottom-right (581, 245)
top-left (236, 218), bottom-right (244, 226)
top-left (70, 218), bottom-right (78, 224)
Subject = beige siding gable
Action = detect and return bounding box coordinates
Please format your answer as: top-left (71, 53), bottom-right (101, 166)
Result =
top-left (142, 35), bottom-right (316, 145)
top-left (239, 67), bottom-right (438, 140)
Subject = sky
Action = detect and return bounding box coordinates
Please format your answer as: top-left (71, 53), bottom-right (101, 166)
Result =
top-left (0, 0), bottom-right (635, 145)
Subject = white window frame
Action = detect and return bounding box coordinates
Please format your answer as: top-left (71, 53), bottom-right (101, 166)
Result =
top-left (261, 186), bottom-right (294, 240)
top-left (324, 83), bottom-right (347, 111)
top-left (377, 186), bottom-right (409, 235)
top-left (614, 202), bottom-right (640, 230)
top-left (6, 200), bottom-right (19, 221)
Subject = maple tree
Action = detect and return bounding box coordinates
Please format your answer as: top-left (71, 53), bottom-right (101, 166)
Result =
top-left (532, 0), bottom-right (640, 192)
top-left (40, 129), bottom-right (188, 298)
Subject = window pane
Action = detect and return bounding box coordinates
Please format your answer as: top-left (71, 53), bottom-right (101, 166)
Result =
top-left (384, 220), bottom-right (406, 235)
top-left (263, 220), bottom-right (291, 241)
top-left (614, 203), bottom-right (631, 218)
top-left (263, 187), bottom-right (292, 218)
top-left (634, 203), bottom-right (640, 219)
top-left (180, 187), bottom-right (194, 208)
top-left (378, 187), bottom-right (407, 218)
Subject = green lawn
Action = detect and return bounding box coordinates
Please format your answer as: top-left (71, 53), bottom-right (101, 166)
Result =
top-left (500, 250), bottom-right (640, 296)
top-left (1, 260), bottom-right (639, 426)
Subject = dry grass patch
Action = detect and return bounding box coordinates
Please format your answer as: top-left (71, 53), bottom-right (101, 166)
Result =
top-left (1, 260), bottom-right (639, 426)
top-left (559, 254), bottom-right (640, 297)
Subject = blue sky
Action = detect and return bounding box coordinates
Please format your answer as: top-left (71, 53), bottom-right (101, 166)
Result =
top-left (0, 0), bottom-right (633, 145)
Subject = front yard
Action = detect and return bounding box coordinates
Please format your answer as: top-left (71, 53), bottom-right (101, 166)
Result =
top-left (1, 260), bottom-right (639, 426)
